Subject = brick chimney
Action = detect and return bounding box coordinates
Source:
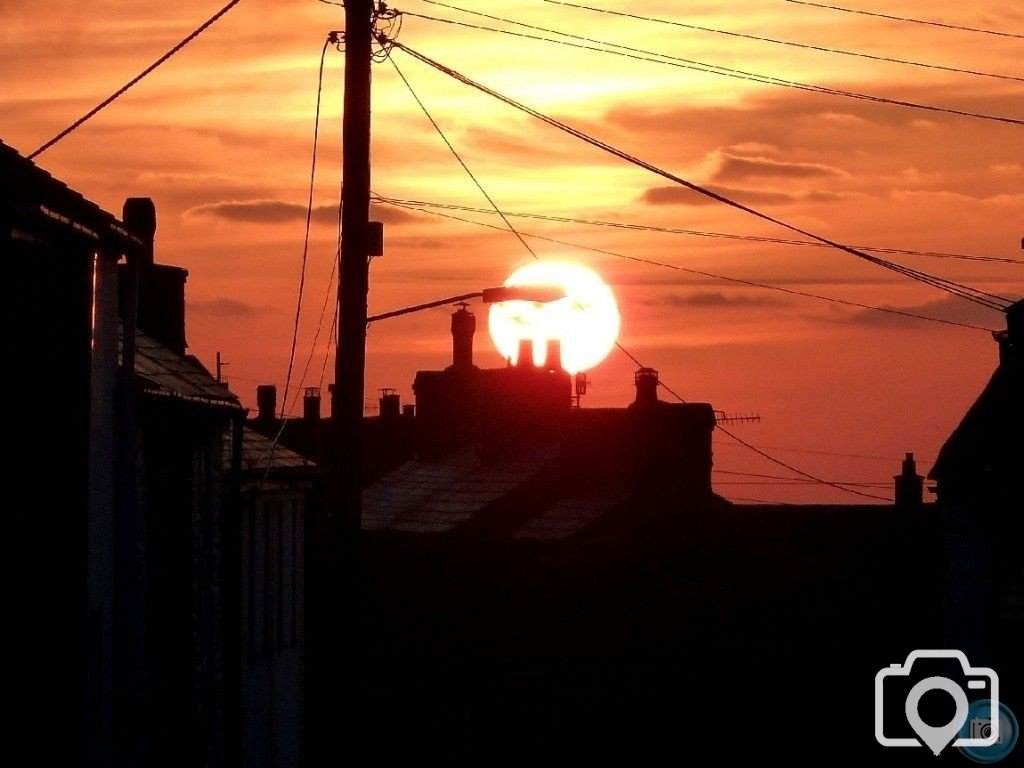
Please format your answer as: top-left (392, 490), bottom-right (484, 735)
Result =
top-left (634, 367), bottom-right (660, 407)
top-left (256, 384), bottom-right (277, 424)
top-left (543, 339), bottom-right (562, 371)
top-left (516, 338), bottom-right (535, 368)
top-left (303, 387), bottom-right (321, 423)
top-left (119, 198), bottom-right (188, 354)
top-left (379, 388), bottom-right (401, 419)
top-left (894, 452), bottom-right (924, 510)
top-left (450, 305), bottom-right (476, 369)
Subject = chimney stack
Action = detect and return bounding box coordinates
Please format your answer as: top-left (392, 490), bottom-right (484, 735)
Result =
top-left (634, 367), bottom-right (660, 407)
top-left (516, 338), bottom-right (535, 368)
top-left (451, 305), bottom-right (476, 369)
top-left (120, 197), bottom-right (188, 354)
top-left (303, 387), bottom-right (321, 423)
top-left (543, 339), bottom-right (562, 371)
top-left (379, 388), bottom-right (400, 419)
top-left (894, 452), bottom-right (924, 510)
top-left (256, 384), bottom-right (277, 423)
top-left (123, 197), bottom-right (156, 269)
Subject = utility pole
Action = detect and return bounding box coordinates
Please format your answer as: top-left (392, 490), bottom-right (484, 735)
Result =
top-left (308, 0), bottom-right (374, 762)
top-left (333, 2), bottom-right (373, 504)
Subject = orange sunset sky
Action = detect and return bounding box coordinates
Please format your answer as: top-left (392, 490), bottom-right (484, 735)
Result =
top-left (3, 0), bottom-right (1022, 503)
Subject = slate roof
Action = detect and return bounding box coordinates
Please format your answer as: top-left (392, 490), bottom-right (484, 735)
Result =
top-left (929, 361), bottom-right (1022, 485)
top-left (361, 444), bottom-right (643, 541)
top-left (362, 446), bottom-right (559, 534)
top-left (1, 139), bottom-right (143, 250)
top-left (512, 487), bottom-right (631, 541)
top-left (123, 327), bottom-right (241, 409)
top-left (225, 426), bottom-right (315, 475)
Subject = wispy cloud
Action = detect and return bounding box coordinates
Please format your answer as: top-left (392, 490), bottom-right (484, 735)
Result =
top-left (189, 297), bottom-right (273, 318)
top-left (712, 154), bottom-right (846, 182)
top-left (638, 184), bottom-right (845, 206)
top-left (184, 199), bottom-right (422, 225)
top-left (839, 295), bottom-right (1012, 329)
top-left (648, 290), bottom-right (793, 309)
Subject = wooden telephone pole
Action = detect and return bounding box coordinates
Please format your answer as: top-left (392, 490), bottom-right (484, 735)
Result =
top-left (333, 2), bottom-right (372, 514)
top-left (308, 1), bottom-right (374, 762)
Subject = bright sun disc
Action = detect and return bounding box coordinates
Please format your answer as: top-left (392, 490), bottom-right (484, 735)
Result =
top-left (488, 261), bottom-right (620, 375)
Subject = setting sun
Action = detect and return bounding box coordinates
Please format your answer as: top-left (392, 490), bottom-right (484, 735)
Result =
top-left (488, 261), bottom-right (621, 375)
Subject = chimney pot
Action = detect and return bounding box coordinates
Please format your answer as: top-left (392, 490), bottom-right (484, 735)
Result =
top-left (451, 305), bottom-right (476, 369)
top-left (123, 197), bottom-right (156, 267)
top-left (895, 451), bottom-right (924, 510)
top-left (379, 388), bottom-right (400, 419)
top-left (543, 339), bottom-right (562, 371)
top-left (257, 384), bottom-right (277, 423)
top-left (303, 387), bottom-right (321, 423)
top-left (634, 367), bottom-right (659, 406)
top-left (516, 338), bottom-right (535, 368)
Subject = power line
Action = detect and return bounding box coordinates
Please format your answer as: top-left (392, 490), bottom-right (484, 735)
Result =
top-left (387, 60), bottom-right (656, 373)
top-left (392, 42), bottom-right (1013, 311)
top-left (378, 196), bottom-right (998, 332)
top-left (715, 469), bottom-right (892, 484)
top-left (716, 481), bottom-right (891, 487)
top-left (29, 0), bottom-right (244, 159)
top-left (292, 248), bottom-right (338, 404)
top-left (715, 442), bottom-right (931, 463)
top-left (382, 44), bottom-right (978, 502)
top-left (281, 37), bottom-right (332, 419)
top-left (537, 0), bottom-right (1024, 82)
top-left (375, 196), bottom-right (1023, 265)
top-left (715, 423), bottom-right (895, 501)
top-left (399, 11), bottom-right (1024, 128)
top-left (782, 0), bottom-right (1024, 41)
top-left (319, 303), bottom-right (339, 392)
top-left (388, 56), bottom-right (541, 259)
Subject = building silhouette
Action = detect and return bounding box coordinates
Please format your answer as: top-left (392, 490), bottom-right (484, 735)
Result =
top-left (929, 299), bottom-right (1024, 692)
top-left (7, 133), bottom-right (1018, 764)
top-left (4, 142), bottom-right (312, 768)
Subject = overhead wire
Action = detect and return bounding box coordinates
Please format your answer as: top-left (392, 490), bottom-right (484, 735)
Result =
top-left (281, 36), bottom-right (332, 419)
top-left (536, 0), bottom-right (1024, 82)
top-left (715, 423), bottom-right (895, 501)
top-left (391, 42), bottom-right (1014, 311)
top-left (781, 0), bottom-right (1024, 40)
top-left (258, 36), bottom-right (333, 481)
top-left (716, 481), bottom-right (891, 487)
top-left (377, 194), bottom-right (999, 332)
top-left (397, 190), bottom-right (909, 498)
top-left (398, 11), bottom-right (1024, 128)
top-left (388, 53), bottom-right (649, 370)
top-left (716, 469), bottom-right (891, 484)
top-left (29, 0), bottom-right (244, 159)
top-left (375, 196), bottom-right (1022, 265)
top-left (387, 39), bottom-right (925, 501)
top-left (387, 56), bottom-right (541, 259)
top-left (715, 442), bottom-right (931, 463)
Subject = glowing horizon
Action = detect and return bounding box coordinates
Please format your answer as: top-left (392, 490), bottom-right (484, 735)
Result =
top-left (4, 0), bottom-right (1022, 502)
